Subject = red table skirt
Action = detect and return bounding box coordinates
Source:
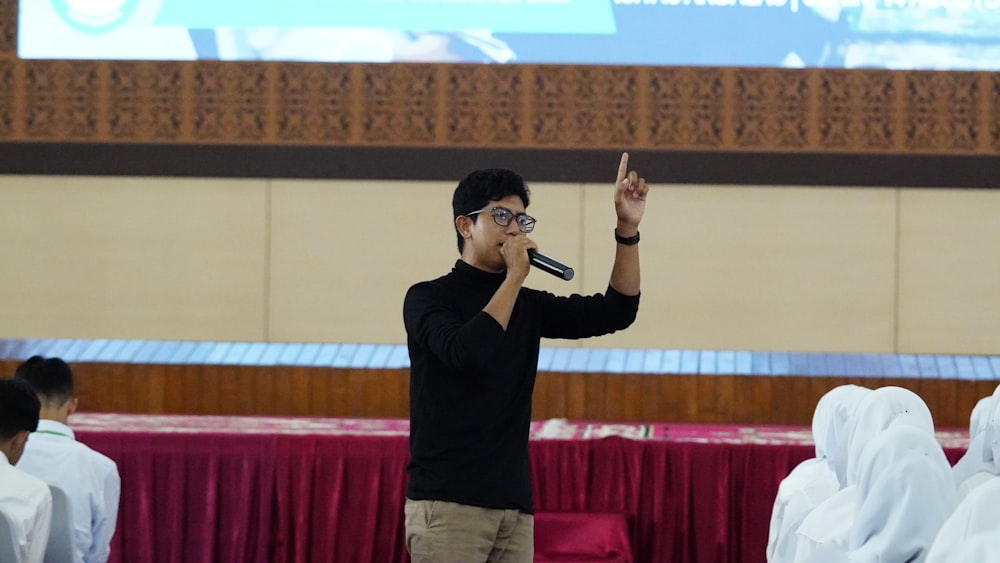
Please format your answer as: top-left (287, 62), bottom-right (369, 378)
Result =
top-left (67, 414), bottom-right (967, 563)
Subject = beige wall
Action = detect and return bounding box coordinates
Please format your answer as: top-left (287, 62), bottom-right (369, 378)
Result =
top-left (1, 174), bottom-right (997, 354)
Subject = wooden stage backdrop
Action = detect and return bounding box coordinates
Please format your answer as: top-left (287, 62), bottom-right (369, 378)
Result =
top-left (1, 339), bottom-right (997, 428)
top-left (4, 0), bottom-right (1000, 187)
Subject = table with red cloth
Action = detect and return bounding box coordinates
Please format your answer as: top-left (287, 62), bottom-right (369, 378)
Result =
top-left (67, 414), bottom-right (969, 563)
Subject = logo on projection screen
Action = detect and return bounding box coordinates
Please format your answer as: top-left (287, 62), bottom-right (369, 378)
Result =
top-left (50, 0), bottom-right (141, 33)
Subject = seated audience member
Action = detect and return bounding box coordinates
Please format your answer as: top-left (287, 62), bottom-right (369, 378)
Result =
top-left (0, 377), bottom-right (53, 563)
top-left (926, 477), bottom-right (1000, 563)
top-left (767, 384), bottom-right (870, 563)
top-left (843, 425), bottom-right (955, 563)
top-left (957, 382), bottom-right (1000, 501)
top-left (793, 386), bottom-right (935, 562)
top-left (951, 392), bottom-right (994, 489)
top-left (15, 356), bottom-right (121, 563)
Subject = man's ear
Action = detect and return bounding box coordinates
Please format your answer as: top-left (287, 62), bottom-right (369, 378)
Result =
top-left (455, 215), bottom-right (474, 239)
top-left (13, 429), bottom-right (29, 451)
top-left (67, 397), bottom-right (79, 416)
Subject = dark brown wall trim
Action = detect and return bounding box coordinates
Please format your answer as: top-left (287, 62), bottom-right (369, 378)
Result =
top-left (2, 142), bottom-right (997, 188)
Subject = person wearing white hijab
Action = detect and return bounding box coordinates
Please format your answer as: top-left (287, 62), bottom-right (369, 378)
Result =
top-left (926, 477), bottom-right (1000, 563)
top-left (767, 384), bottom-right (871, 563)
top-left (793, 386), bottom-right (935, 563)
top-left (958, 382), bottom-right (1000, 501)
top-left (842, 425), bottom-right (956, 563)
top-left (948, 529), bottom-right (1000, 563)
top-left (951, 394), bottom-right (994, 489)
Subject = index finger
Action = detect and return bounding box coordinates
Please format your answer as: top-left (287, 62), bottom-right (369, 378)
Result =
top-left (616, 152), bottom-right (629, 185)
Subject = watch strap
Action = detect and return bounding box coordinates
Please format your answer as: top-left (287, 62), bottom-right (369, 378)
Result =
top-left (614, 229), bottom-right (640, 246)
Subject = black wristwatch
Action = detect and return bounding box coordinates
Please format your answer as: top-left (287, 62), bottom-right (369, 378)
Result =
top-left (614, 229), bottom-right (640, 246)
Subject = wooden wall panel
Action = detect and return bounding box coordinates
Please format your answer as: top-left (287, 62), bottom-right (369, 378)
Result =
top-left (4, 341), bottom-right (997, 431)
top-left (5, 362), bottom-right (982, 429)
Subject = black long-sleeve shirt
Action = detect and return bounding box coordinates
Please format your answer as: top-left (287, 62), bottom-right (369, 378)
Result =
top-left (403, 260), bottom-right (640, 512)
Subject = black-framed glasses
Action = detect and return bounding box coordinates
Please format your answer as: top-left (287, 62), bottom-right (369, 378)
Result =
top-left (466, 206), bottom-right (536, 233)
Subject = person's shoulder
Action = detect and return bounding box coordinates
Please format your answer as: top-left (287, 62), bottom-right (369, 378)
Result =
top-left (78, 443), bottom-right (119, 474)
top-left (406, 279), bottom-right (437, 292)
top-left (405, 271), bottom-right (454, 297)
top-left (43, 438), bottom-right (119, 474)
top-left (4, 465), bottom-right (51, 497)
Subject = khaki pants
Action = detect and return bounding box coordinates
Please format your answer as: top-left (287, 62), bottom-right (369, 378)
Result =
top-left (405, 499), bottom-right (534, 563)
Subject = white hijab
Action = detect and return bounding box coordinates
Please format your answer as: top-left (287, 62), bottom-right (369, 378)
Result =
top-left (949, 530), bottom-right (1000, 563)
top-left (767, 385), bottom-right (870, 562)
top-left (793, 386), bottom-right (935, 563)
top-left (957, 383), bottom-right (1000, 500)
top-left (815, 385), bottom-right (872, 480)
top-left (970, 395), bottom-right (993, 441)
top-left (952, 395), bottom-right (994, 488)
top-left (846, 425), bottom-right (957, 563)
top-left (926, 475), bottom-right (1000, 563)
top-left (981, 382), bottom-right (1000, 476)
top-left (843, 386), bottom-right (935, 488)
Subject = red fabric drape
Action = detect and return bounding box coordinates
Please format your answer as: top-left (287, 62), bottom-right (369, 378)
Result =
top-left (75, 417), bottom-right (972, 563)
top-left (528, 438), bottom-right (814, 563)
top-left (88, 433), bottom-right (276, 563)
top-left (534, 512), bottom-right (633, 562)
top-left (80, 429), bottom-right (825, 563)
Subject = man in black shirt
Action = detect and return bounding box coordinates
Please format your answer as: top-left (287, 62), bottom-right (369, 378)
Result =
top-left (402, 152), bottom-right (648, 562)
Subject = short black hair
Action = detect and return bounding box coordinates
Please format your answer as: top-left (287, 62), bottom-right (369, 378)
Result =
top-left (0, 377), bottom-right (41, 440)
top-left (452, 168), bottom-right (531, 253)
top-left (15, 355), bottom-right (74, 406)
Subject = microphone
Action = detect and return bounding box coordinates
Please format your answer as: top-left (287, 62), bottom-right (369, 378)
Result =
top-left (528, 249), bottom-right (575, 281)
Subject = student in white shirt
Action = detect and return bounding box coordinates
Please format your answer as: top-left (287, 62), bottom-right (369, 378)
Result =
top-left (0, 377), bottom-right (53, 563)
top-left (14, 356), bottom-right (121, 563)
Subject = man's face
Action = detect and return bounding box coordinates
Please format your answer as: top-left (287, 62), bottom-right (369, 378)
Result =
top-left (460, 194), bottom-right (529, 273)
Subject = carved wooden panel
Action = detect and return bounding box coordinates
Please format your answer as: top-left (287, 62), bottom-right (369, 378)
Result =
top-left (992, 73), bottom-right (1000, 153)
top-left (0, 59), bottom-right (11, 136)
top-left (277, 63), bottom-right (354, 143)
top-left (531, 65), bottom-right (640, 148)
top-left (0, 0), bottom-right (14, 58)
top-left (24, 61), bottom-right (100, 139)
top-left (903, 71), bottom-right (981, 152)
top-left (2, 0), bottom-right (1000, 159)
top-left (818, 70), bottom-right (895, 151)
top-left (733, 68), bottom-right (810, 150)
top-left (446, 64), bottom-right (523, 145)
top-left (360, 64), bottom-right (439, 145)
top-left (108, 62), bottom-right (185, 141)
top-left (649, 67), bottom-right (725, 148)
top-left (191, 62), bottom-right (270, 141)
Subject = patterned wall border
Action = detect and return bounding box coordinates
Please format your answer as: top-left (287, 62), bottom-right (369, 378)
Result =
top-left (2, 1), bottom-right (999, 185)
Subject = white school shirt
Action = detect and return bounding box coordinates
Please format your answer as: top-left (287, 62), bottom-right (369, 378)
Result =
top-left (16, 420), bottom-right (121, 563)
top-left (0, 450), bottom-right (53, 563)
